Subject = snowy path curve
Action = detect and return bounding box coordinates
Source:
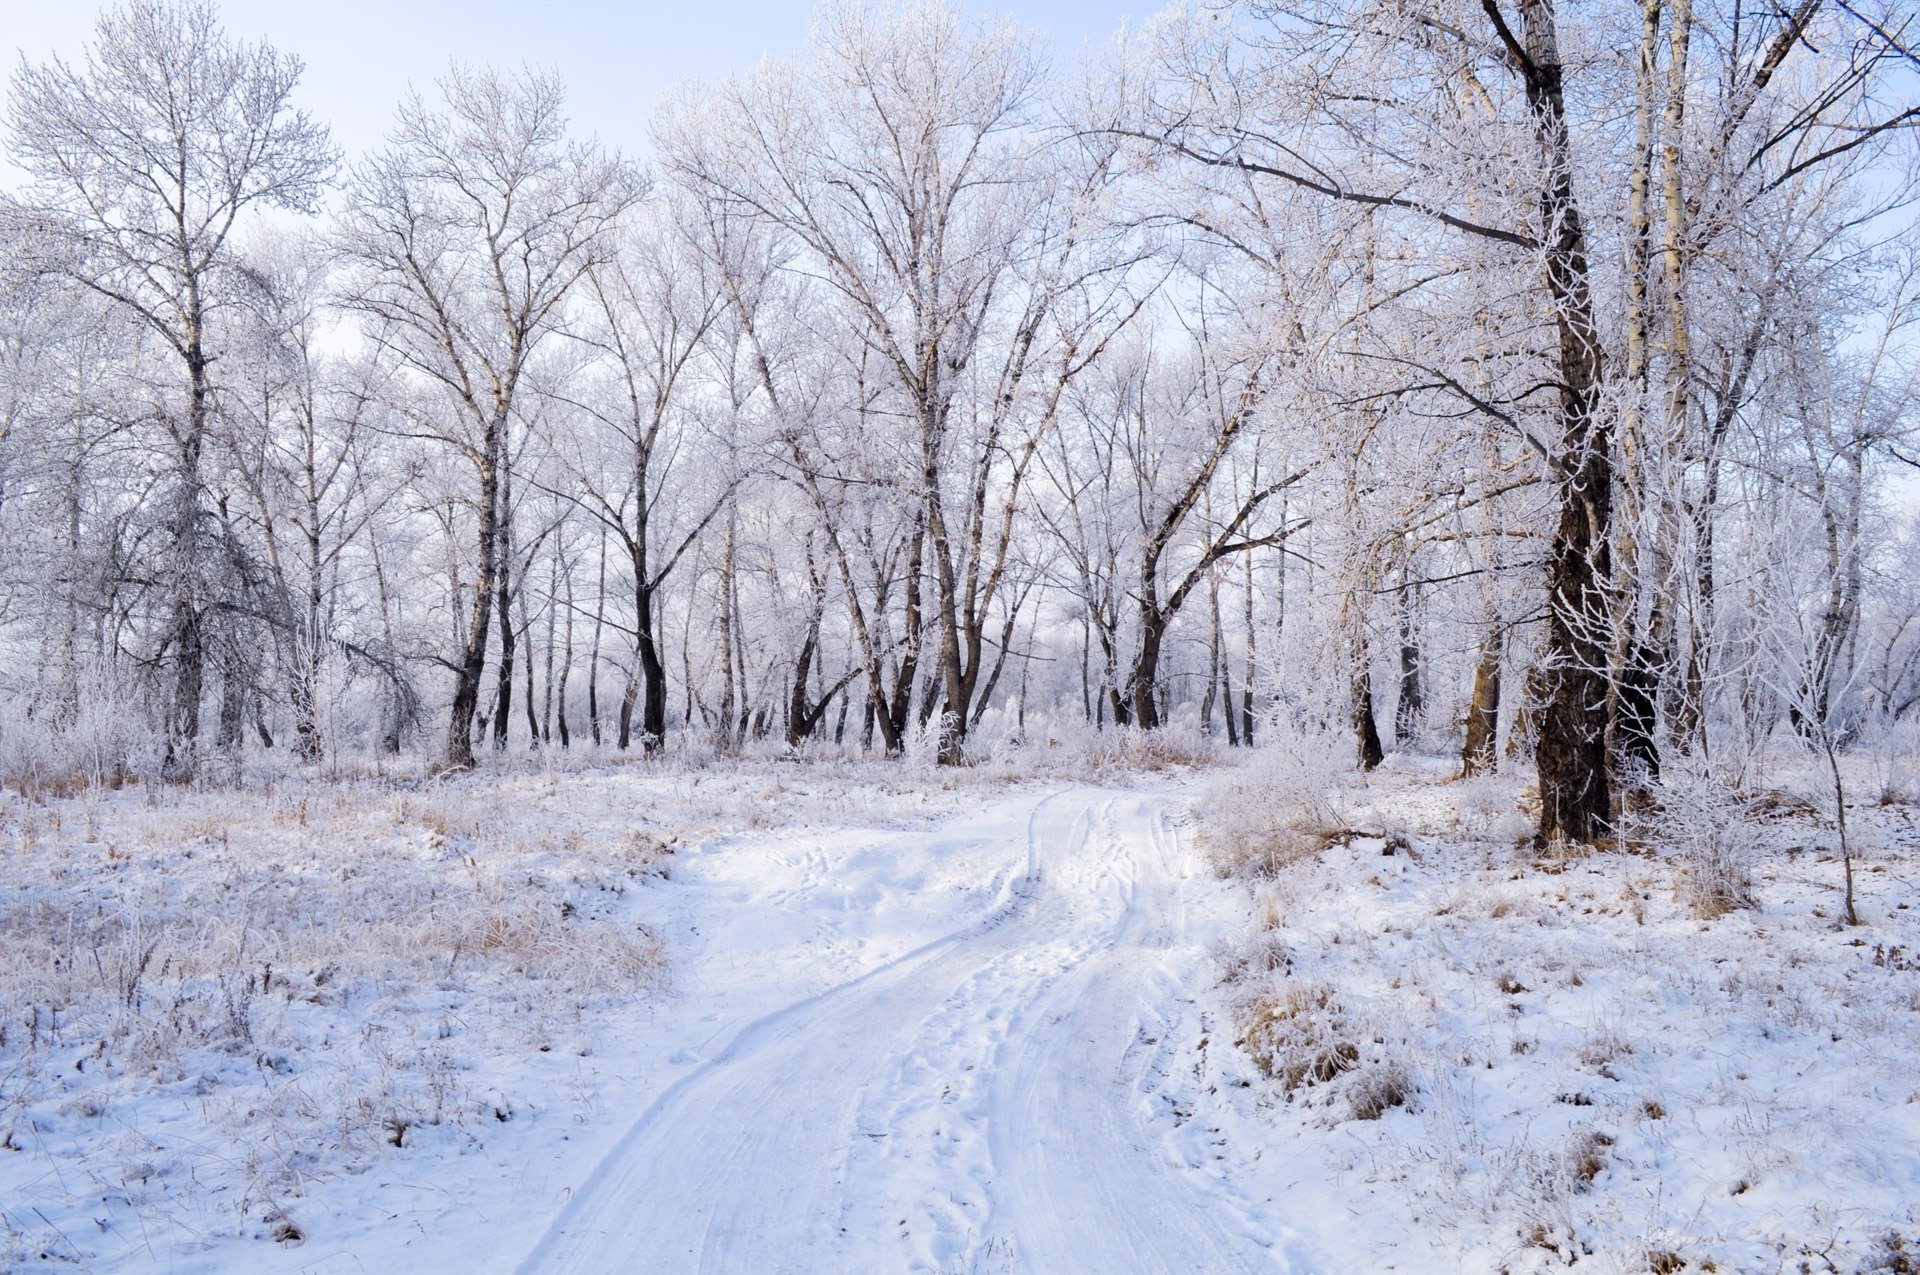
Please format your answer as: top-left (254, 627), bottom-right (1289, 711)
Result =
top-left (516, 787), bottom-right (1296, 1275)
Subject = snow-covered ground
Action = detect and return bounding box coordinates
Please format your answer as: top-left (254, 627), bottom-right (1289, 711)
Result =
top-left (4, 750), bottom-right (1917, 1273)
top-left (0, 759), bottom-right (1034, 1270)
top-left (1187, 749), bottom-right (1920, 1274)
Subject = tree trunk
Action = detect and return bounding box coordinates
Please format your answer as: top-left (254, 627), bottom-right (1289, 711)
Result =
top-left (1352, 651), bottom-right (1384, 771)
top-left (444, 423), bottom-right (502, 771)
top-left (1240, 552), bottom-right (1258, 746)
top-left (542, 541), bottom-right (558, 744)
top-left (1131, 550), bottom-right (1166, 729)
top-left (786, 564), bottom-right (828, 748)
top-left (492, 458), bottom-right (516, 751)
top-left (1131, 616), bottom-right (1165, 730)
top-left (634, 583), bottom-right (668, 752)
top-left (162, 342), bottom-right (213, 783)
top-left (1395, 571), bottom-right (1423, 746)
top-left (370, 531), bottom-right (406, 755)
top-left (216, 657), bottom-right (246, 753)
top-left (588, 529), bottom-right (606, 746)
top-left (716, 516), bottom-right (738, 751)
top-left (888, 520), bottom-right (925, 748)
top-left (1462, 628), bottom-right (1504, 777)
top-left (557, 542), bottom-right (574, 748)
top-left (522, 583), bottom-right (541, 747)
top-left (1517, 0), bottom-right (1615, 843)
top-left (293, 520), bottom-right (324, 762)
top-left (1201, 568), bottom-right (1221, 735)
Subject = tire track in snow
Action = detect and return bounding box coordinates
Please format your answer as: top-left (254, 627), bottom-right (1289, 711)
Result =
top-left (516, 786), bottom-right (1308, 1274)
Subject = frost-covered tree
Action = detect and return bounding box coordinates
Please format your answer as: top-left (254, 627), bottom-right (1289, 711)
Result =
top-left (8, 0), bottom-right (334, 778)
top-left (334, 66), bottom-right (639, 770)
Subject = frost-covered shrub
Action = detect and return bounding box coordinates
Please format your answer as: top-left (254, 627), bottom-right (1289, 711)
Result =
top-left (1648, 761), bottom-right (1758, 919)
top-left (1199, 728), bottom-right (1350, 876)
top-left (1864, 717), bottom-right (1920, 808)
top-left (0, 673), bottom-right (164, 795)
top-left (1238, 982), bottom-right (1360, 1094)
top-left (1346, 1055), bottom-right (1416, 1121)
top-left (1217, 927), bottom-right (1292, 983)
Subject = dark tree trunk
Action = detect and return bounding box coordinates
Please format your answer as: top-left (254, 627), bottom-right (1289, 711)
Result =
top-left (634, 589), bottom-right (667, 752)
top-left (1131, 550), bottom-right (1167, 730)
top-left (492, 485), bottom-right (515, 751)
top-left (216, 658), bottom-right (246, 752)
top-left (786, 570), bottom-right (827, 748)
top-left (1616, 636), bottom-right (1661, 781)
top-left (1131, 616), bottom-right (1165, 730)
top-left (557, 547), bottom-right (574, 749)
top-left (1352, 659), bottom-right (1384, 771)
top-left (588, 529), bottom-right (606, 746)
top-left (522, 585), bottom-right (541, 748)
top-left (1395, 576), bottom-right (1423, 745)
top-left (1513, 0), bottom-right (1615, 843)
top-left (887, 521), bottom-right (925, 749)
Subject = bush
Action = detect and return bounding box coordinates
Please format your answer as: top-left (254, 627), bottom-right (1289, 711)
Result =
top-left (1238, 982), bottom-right (1360, 1094)
top-left (1647, 760), bottom-right (1758, 919)
top-left (1199, 727), bottom-right (1350, 876)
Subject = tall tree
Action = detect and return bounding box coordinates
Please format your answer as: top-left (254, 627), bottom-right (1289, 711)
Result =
top-left (9, 0), bottom-right (333, 779)
top-left (335, 66), bottom-right (638, 770)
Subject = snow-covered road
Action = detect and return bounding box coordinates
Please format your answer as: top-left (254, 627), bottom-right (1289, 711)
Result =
top-left (516, 786), bottom-right (1298, 1274)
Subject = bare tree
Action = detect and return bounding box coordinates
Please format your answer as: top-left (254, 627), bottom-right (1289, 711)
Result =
top-left (335, 66), bottom-right (638, 770)
top-left (9, 0), bottom-right (333, 779)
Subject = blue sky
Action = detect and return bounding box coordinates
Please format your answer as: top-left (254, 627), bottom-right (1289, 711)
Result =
top-left (8, 1), bottom-right (1162, 159)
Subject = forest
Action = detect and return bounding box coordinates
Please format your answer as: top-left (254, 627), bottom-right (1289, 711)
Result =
top-left (2, 1), bottom-right (1919, 1270)
top-left (0, 0), bottom-right (1911, 828)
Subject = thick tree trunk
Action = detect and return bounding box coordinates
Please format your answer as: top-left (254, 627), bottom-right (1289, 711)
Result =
top-left (1131, 611), bottom-right (1165, 730)
top-left (215, 657), bottom-right (246, 753)
top-left (162, 342), bottom-right (212, 783)
top-left (635, 594), bottom-right (667, 751)
top-left (1352, 652), bottom-right (1384, 771)
top-left (919, 402), bottom-right (970, 766)
top-left (1516, 0), bottom-right (1615, 843)
top-left (786, 623), bottom-right (819, 748)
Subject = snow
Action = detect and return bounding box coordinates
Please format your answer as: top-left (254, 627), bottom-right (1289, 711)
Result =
top-left (1182, 753), bottom-right (1920, 1273)
top-left (4, 754), bottom-right (1918, 1272)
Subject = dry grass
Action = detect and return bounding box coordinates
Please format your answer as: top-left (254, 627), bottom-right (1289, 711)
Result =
top-left (1237, 983), bottom-right (1360, 1094)
top-left (1196, 749), bottom-right (1920, 1270)
top-left (0, 764), bottom-right (708, 1263)
top-left (1198, 730), bottom-right (1351, 877)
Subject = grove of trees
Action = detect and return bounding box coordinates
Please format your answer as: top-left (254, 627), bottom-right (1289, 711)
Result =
top-left (2, 0), bottom-right (1916, 844)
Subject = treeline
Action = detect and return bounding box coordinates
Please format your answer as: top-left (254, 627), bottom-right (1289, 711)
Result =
top-left (0, 0), bottom-right (1916, 840)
